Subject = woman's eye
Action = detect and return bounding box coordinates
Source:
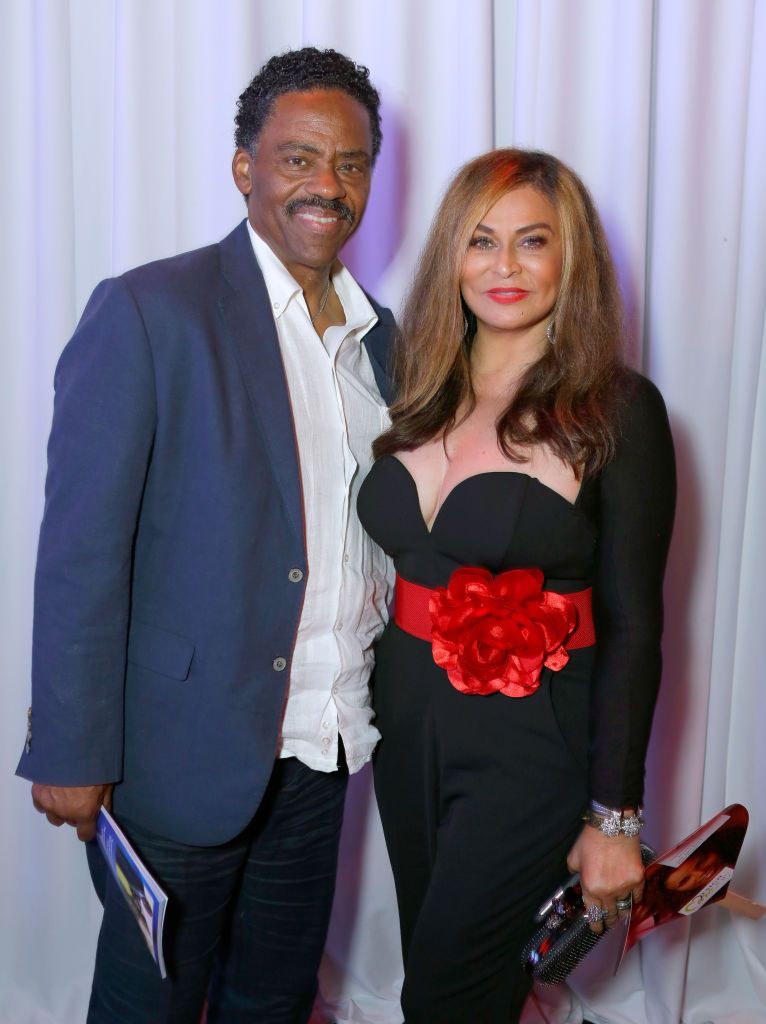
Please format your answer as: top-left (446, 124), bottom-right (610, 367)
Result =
top-left (521, 234), bottom-right (546, 249)
top-left (469, 236), bottom-right (495, 249)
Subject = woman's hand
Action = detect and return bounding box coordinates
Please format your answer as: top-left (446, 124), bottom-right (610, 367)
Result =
top-left (567, 824), bottom-right (645, 933)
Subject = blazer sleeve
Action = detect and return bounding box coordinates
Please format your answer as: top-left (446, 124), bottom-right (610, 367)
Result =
top-left (17, 277), bottom-right (157, 785)
top-left (588, 375), bottom-right (676, 807)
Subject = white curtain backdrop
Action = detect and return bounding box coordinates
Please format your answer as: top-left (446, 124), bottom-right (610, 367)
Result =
top-left (1, 1), bottom-right (763, 1022)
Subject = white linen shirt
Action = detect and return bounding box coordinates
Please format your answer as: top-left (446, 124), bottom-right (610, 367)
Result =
top-left (248, 224), bottom-right (393, 774)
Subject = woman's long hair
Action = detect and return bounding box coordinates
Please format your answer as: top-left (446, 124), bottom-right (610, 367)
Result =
top-left (374, 149), bottom-right (625, 476)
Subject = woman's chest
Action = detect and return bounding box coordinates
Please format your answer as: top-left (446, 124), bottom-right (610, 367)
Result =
top-left (396, 415), bottom-right (581, 531)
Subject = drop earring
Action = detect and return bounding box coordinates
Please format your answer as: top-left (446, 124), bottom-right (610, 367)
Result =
top-left (546, 320), bottom-right (556, 345)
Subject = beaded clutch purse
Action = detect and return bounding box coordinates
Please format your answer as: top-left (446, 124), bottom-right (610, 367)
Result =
top-left (520, 843), bottom-right (656, 985)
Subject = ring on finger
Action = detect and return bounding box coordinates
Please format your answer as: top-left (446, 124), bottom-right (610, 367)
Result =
top-left (615, 896), bottom-right (633, 912)
top-left (586, 904), bottom-right (608, 925)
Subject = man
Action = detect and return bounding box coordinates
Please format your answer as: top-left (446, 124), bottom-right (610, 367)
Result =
top-left (17, 47), bottom-right (394, 1023)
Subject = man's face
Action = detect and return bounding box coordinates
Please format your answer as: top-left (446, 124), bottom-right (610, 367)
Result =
top-left (233, 88), bottom-right (374, 282)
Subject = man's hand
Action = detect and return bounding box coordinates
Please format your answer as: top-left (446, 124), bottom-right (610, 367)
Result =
top-left (567, 824), bottom-right (645, 933)
top-left (31, 783), bottom-right (113, 842)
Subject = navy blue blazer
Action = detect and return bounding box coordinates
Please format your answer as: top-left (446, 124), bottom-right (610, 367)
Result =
top-left (17, 220), bottom-right (395, 845)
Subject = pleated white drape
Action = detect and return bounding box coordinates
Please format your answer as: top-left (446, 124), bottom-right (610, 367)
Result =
top-left (1, 2), bottom-right (763, 1022)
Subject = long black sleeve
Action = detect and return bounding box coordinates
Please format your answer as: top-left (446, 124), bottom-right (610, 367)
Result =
top-left (588, 373), bottom-right (676, 806)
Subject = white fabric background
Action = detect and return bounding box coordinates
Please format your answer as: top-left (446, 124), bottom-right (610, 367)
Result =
top-left (0, 1), bottom-right (763, 1021)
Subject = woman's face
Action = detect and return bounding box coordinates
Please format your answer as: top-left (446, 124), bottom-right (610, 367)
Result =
top-left (460, 186), bottom-right (563, 342)
top-left (665, 851), bottom-right (723, 893)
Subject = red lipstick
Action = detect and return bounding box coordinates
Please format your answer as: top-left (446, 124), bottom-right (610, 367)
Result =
top-left (485, 288), bottom-right (529, 304)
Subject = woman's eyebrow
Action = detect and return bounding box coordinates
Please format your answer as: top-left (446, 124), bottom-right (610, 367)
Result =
top-left (472, 221), bottom-right (553, 235)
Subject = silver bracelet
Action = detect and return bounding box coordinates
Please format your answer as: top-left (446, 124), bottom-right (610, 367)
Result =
top-left (585, 802), bottom-right (644, 838)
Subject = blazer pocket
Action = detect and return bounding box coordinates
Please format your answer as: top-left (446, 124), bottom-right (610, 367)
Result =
top-left (127, 620), bottom-right (195, 680)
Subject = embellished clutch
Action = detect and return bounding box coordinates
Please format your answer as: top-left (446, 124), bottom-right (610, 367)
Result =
top-left (520, 844), bottom-right (655, 985)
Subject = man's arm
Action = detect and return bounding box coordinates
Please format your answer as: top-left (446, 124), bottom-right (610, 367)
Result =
top-left (18, 276), bottom-right (157, 838)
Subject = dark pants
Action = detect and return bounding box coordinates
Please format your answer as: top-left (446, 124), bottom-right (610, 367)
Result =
top-left (86, 755), bottom-right (348, 1024)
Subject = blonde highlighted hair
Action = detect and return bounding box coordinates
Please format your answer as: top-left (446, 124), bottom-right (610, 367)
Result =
top-left (374, 149), bottom-right (625, 475)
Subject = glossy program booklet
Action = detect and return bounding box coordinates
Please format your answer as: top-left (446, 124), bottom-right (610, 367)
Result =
top-left (621, 803), bottom-right (749, 957)
top-left (96, 807), bottom-right (168, 978)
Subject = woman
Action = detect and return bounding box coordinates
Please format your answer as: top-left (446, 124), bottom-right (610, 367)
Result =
top-left (357, 149), bottom-right (676, 1022)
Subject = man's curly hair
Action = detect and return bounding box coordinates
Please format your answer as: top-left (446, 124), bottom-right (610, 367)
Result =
top-left (235, 47), bottom-right (382, 162)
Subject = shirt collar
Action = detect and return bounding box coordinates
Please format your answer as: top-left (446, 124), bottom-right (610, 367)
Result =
top-left (247, 223), bottom-right (302, 319)
top-left (247, 221), bottom-right (378, 339)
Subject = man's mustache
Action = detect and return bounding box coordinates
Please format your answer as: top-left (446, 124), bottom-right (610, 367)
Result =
top-left (285, 196), bottom-right (355, 224)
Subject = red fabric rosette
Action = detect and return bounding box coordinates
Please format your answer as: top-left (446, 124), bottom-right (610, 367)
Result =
top-left (428, 567), bottom-right (578, 698)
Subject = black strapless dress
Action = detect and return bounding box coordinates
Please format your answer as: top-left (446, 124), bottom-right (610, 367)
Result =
top-left (357, 374), bottom-right (676, 1023)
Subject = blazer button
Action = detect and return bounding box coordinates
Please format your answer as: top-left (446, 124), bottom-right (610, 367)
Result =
top-left (288, 568), bottom-right (304, 583)
top-left (272, 657), bottom-right (287, 672)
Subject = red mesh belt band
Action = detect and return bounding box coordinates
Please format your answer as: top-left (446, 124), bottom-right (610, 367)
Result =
top-left (394, 573), bottom-right (596, 649)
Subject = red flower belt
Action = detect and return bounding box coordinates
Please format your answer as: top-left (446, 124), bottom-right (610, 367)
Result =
top-left (394, 567), bottom-right (595, 698)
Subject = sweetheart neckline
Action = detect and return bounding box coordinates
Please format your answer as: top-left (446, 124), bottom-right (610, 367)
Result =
top-left (381, 454), bottom-right (585, 535)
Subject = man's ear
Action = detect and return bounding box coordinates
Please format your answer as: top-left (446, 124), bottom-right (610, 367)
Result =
top-left (232, 147), bottom-right (253, 200)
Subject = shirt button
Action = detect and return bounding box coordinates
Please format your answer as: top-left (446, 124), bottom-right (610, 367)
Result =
top-left (322, 721), bottom-right (330, 730)
top-left (332, 686), bottom-right (338, 695)
top-left (273, 301), bottom-right (280, 310)
top-left (321, 749), bottom-right (328, 756)
top-left (272, 657), bottom-right (287, 672)
top-left (337, 622), bottom-right (343, 631)
top-left (344, 553), bottom-right (350, 562)
top-left (288, 568), bottom-right (304, 583)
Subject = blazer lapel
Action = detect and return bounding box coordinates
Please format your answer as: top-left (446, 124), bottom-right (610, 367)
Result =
top-left (362, 307), bottom-right (396, 405)
top-left (217, 221), bottom-right (304, 544)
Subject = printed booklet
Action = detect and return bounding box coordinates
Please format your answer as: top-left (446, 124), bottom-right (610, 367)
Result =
top-left (96, 807), bottom-right (168, 978)
top-left (620, 802), bottom-right (749, 958)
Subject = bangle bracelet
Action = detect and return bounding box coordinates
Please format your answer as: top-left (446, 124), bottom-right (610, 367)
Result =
top-left (590, 800), bottom-right (643, 818)
top-left (584, 804), bottom-right (644, 838)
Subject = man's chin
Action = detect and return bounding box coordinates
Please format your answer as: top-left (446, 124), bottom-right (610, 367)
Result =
top-left (287, 231), bottom-right (354, 266)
